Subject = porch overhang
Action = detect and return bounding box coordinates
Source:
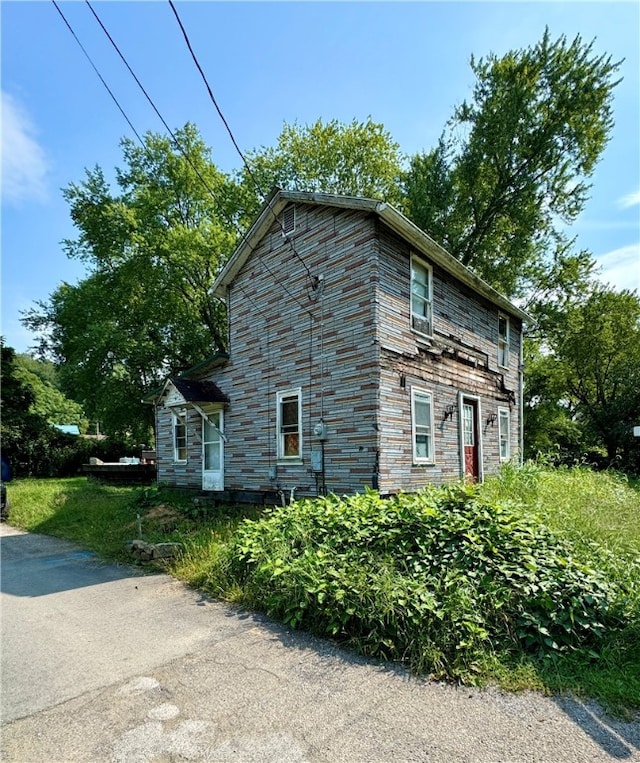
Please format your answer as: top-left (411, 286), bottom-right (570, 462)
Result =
top-left (155, 377), bottom-right (230, 409)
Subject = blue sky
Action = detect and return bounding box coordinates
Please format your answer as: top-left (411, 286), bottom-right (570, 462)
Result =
top-left (2, 1), bottom-right (639, 354)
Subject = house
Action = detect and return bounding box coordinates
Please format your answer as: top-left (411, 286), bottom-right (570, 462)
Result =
top-left (149, 189), bottom-right (531, 501)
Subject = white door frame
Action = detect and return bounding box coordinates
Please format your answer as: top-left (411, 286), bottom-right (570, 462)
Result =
top-left (458, 391), bottom-right (484, 482)
top-left (201, 408), bottom-right (224, 491)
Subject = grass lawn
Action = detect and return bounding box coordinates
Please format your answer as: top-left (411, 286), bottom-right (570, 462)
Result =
top-left (5, 465), bottom-right (640, 716)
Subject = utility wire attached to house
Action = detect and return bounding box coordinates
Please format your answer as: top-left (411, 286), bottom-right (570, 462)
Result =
top-left (167, 0), bottom-right (317, 288)
top-left (53, 0), bottom-right (316, 318)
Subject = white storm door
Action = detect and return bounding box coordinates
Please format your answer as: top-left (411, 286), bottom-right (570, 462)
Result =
top-left (202, 411), bottom-right (224, 491)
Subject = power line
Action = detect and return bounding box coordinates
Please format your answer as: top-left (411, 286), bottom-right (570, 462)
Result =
top-left (167, 0), bottom-right (315, 285)
top-left (52, 0), bottom-right (144, 145)
top-left (55, 0), bottom-right (314, 317)
top-left (86, 0), bottom-right (313, 315)
top-left (83, 0), bottom-right (241, 230)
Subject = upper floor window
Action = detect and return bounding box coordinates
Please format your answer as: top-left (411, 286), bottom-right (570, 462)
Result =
top-left (411, 387), bottom-right (434, 464)
top-left (498, 314), bottom-right (510, 368)
top-left (411, 256), bottom-right (433, 337)
top-left (498, 407), bottom-right (510, 460)
top-left (173, 410), bottom-right (187, 462)
top-left (277, 388), bottom-right (302, 461)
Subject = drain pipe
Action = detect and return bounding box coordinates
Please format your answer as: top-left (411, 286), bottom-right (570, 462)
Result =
top-left (289, 487), bottom-right (297, 504)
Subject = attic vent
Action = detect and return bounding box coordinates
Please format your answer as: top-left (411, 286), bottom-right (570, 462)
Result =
top-left (281, 205), bottom-right (295, 236)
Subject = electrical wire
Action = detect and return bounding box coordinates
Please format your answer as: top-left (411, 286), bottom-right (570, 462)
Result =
top-left (167, 0), bottom-right (315, 285)
top-left (80, 0), bottom-right (313, 316)
top-left (82, 0), bottom-right (238, 225)
top-left (52, 0), bottom-right (144, 145)
top-left (53, 0), bottom-right (315, 319)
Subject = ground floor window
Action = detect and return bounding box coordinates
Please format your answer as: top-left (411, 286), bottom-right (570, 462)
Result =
top-left (498, 407), bottom-right (510, 460)
top-left (411, 387), bottom-right (434, 463)
top-left (277, 388), bottom-right (302, 461)
top-left (173, 410), bottom-right (187, 462)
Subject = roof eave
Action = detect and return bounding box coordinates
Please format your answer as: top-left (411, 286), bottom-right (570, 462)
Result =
top-left (213, 188), bottom-right (533, 325)
top-left (377, 204), bottom-right (533, 324)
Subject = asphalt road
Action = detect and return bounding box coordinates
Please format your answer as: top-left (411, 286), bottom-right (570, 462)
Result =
top-left (1, 523), bottom-right (639, 763)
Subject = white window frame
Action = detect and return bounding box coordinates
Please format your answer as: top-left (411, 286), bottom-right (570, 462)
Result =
top-left (173, 410), bottom-right (187, 463)
top-left (498, 313), bottom-right (510, 368)
top-left (411, 387), bottom-right (435, 464)
top-left (410, 255), bottom-right (433, 338)
top-left (498, 407), bottom-right (510, 461)
top-left (276, 388), bottom-right (302, 462)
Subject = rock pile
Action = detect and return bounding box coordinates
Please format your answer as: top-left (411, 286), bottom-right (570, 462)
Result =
top-left (126, 539), bottom-right (183, 562)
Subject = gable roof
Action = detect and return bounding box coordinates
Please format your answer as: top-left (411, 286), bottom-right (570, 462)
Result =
top-left (147, 377), bottom-right (230, 406)
top-left (212, 188), bottom-right (532, 324)
top-left (170, 378), bottom-right (229, 404)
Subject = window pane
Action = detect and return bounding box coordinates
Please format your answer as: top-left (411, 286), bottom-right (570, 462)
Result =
top-left (412, 294), bottom-right (429, 318)
top-left (412, 261), bottom-right (428, 289)
top-left (203, 420), bottom-right (220, 443)
top-left (411, 259), bottom-right (432, 336)
top-left (282, 399), bottom-right (298, 427)
top-left (415, 434), bottom-right (430, 458)
top-left (204, 441), bottom-right (220, 470)
top-left (463, 405), bottom-right (474, 446)
top-left (499, 315), bottom-right (508, 339)
top-left (499, 410), bottom-right (510, 459)
top-left (284, 433), bottom-right (299, 457)
top-left (278, 390), bottom-right (301, 459)
top-left (415, 397), bottom-right (431, 426)
top-left (174, 417), bottom-right (187, 461)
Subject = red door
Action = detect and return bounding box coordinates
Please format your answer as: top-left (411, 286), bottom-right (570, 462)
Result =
top-left (462, 400), bottom-right (479, 481)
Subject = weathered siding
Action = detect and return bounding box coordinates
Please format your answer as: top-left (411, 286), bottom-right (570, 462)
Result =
top-left (374, 224), bottom-right (522, 493)
top-left (155, 202), bottom-right (524, 496)
top-left (155, 405), bottom-right (203, 489)
top-left (216, 204), bottom-right (381, 496)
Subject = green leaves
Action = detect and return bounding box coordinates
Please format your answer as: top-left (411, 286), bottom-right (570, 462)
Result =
top-left (23, 124), bottom-right (238, 438)
top-left (403, 29), bottom-right (621, 300)
top-left (227, 483), bottom-right (627, 680)
top-left (242, 117), bottom-right (405, 209)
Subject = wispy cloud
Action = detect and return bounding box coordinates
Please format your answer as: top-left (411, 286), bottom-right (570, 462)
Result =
top-left (596, 243), bottom-right (640, 293)
top-left (618, 190), bottom-right (640, 210)
top-left (1, 91), bottom-right (49, 205)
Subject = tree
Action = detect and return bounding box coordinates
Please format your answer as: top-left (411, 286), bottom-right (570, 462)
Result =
top-left (544, 288), bottom-right (640, 464)
top-left (24, 124), bottom-right (238, 440)
top-left (241, 118), bottom-right (405, 218)
top-left (403, 30), bottom-right (621, 299)
top-left (1, 340), bottom-right (53, 475)
top-left (14, 354), bottom-right (87, 430)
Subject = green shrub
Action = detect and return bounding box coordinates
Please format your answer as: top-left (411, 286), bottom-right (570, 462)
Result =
top-left (229, 485), bottom-right (625, 680)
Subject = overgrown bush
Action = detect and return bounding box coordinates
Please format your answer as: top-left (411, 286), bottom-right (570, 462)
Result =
top-left (229, 484), bottom-right (626, 680)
